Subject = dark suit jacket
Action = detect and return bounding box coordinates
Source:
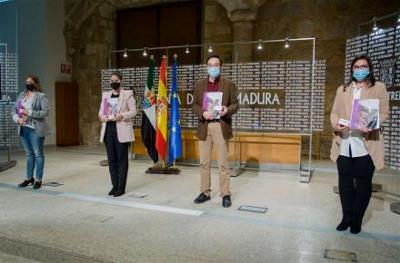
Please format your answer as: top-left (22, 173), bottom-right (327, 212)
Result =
top-left (192, 77), bottom-right (239, 140)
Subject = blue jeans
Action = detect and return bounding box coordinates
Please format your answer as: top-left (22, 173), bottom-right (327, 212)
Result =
top-left (20, 126), bottom-right (45, 181)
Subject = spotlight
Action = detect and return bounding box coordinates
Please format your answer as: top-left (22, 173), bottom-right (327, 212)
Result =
top-left (372, 17), bottom-right (378, 32)
top-left (123, 48), bottom-right (128, 58)
top-left (257, 39), bottom-right (263, 50)
top-left (142, 47), bottom-right (148, 57)
top-left (185, 45), bottom-right (190, 54)
top-left (207, 45), bottom-right (213, 53)
top-left (284, 38), bottom-right (290, 49)
top-left (397, 13), bottom-right (400, 23)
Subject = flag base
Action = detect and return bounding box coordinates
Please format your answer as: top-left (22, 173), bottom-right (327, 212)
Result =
top-left (145, 167), bottom-right (181, 175)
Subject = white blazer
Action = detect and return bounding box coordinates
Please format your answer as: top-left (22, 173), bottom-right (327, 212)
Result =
top-left (98, 89), bottom-right (137, 143)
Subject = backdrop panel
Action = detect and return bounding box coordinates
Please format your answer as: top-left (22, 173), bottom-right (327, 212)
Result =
top-left (0, 51), bottom-right (18, 148)
top-left (101, 59), bottom-right (326, 133)
top-left (345, 26), bottom-right (400, 170)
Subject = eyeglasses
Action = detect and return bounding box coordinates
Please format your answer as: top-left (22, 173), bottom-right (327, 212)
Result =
top-left (352, 65), bottom-right (369, 70)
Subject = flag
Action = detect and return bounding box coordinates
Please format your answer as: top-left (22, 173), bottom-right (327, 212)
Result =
top-left (155, 56), bottom-right (168, 161)
top-left (141, 56), bottom-right (158, 163)
top-left (168, 55), bottom-right (182, 164)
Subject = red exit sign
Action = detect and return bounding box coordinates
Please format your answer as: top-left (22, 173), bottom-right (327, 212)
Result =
top-left (61, 64), bottom-right (72, 74)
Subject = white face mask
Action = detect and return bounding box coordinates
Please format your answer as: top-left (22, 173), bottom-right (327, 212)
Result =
top-left (207, 67), bottom-right (220, 78)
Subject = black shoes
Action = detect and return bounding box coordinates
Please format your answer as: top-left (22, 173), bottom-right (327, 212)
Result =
top-left (350, 218), bottom-right (362, 234)
top-left (194, 193), bottom-right (210, 204)
top-left (336, 216), bottom-right (362, 234)
top-left (194, 193), bottom-right (232, 208)
top-left (108, 186), bottom-right (117, 196)
top-left (336, 217), bottom-right (352, 231)
top-left (113, 189), bottom-right (125, 197)
top-left (18, 178), bottom-right (34, 188)
top-left (222, 195), bottom-right (232, 208)
top-left (18, 179), bottom-right (41, 189)
top-left (33, 181), bottom-right (42, 189)
top-left (108, 185), bottom-right (123, 197)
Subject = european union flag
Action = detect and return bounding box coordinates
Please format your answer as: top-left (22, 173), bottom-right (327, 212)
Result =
top-left (168, 55), bottom-right (182, 164)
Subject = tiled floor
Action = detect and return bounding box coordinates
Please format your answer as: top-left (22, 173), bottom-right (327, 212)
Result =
top-left (0, 146), bottom-right (399, 262)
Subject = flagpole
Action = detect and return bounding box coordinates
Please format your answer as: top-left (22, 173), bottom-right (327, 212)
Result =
top-left (164, 54), bottom-right (167, 169)
top-left (171, 53), bottom-right (181, 172)
top-left (150, 54), bottom-right (158, 168)
top-left (165, 53), bottom-right (169, 169)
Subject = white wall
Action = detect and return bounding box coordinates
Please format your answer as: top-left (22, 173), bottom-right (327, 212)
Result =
top-left (45, 0), bottom-right (71, 145)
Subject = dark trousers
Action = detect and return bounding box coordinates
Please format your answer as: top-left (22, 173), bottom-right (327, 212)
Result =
top-left (104, 122), bottom-right (129, 191)
top-left (336, 154), bottom-right (375, 221)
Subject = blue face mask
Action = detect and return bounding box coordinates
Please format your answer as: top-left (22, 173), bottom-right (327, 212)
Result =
top-left (353, 68), bottom-right (370, 81)
top-left (207, 67), bottom-right (220, 78)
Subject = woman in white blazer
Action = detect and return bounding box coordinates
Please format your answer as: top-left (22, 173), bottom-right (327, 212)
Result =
top-left (99, 72), bottom-right (137, 197)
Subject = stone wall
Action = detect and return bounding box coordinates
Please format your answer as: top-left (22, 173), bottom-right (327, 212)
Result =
top-left (203, 0), bottom-right (232, 63)
top-left (253, 0), bottom-right (400, 158)
top-left (64, 0), bottom-right (112, 145)
top-left (64, 0), bottom-right (400, 159)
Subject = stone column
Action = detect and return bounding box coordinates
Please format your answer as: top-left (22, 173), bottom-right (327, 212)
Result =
top-left (64, 0), bottom-right (115, 145)
top-left (230, 9), bottom-right (256, 62)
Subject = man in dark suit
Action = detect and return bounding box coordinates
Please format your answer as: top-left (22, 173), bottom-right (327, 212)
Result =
top-left (192, 55), bottom-right (239, 208)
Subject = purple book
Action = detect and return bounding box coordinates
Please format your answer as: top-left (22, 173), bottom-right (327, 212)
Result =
top-left (102, 98), bottom-right (111, 116)
top-left (202, 92), bottom-right (223, 119)
top-left (17, 101), bottom-right (24, 118)
top-left (349, 99), bottom-right (380, 129)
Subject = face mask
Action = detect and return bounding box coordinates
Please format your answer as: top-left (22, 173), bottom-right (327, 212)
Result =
top-left (352, 68), bottom-right (370, 81)
top-left (25, 84), bottom-right (35, 91)
top-left (110, 82), bottom-right (120, 90)
top-left (207, 67), bottom-right (220, 78)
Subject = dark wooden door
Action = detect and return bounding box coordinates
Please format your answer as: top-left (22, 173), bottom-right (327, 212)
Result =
top-left (55, 81), bottom-right (79, 146)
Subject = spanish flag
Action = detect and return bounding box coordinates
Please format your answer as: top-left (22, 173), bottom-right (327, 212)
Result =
top-left (156, 56), bottom-right (168, 161)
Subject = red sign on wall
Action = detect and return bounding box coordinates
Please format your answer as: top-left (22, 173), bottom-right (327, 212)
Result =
top-left (61, 64), bottom-right (72, 74)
